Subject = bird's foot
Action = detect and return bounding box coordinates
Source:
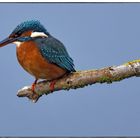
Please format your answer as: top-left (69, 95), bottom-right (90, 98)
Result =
top-left (31, 82), bottom-right (36, 92)
top-left (49, 80), bottom-right (56, 92)
top-left (31, 79), bottom-right (38, 92)
top-left (30, 79), bottom-right (41, 102)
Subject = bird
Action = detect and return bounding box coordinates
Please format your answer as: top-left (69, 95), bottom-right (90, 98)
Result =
top-left (0, 20), bottom-right (75, 96)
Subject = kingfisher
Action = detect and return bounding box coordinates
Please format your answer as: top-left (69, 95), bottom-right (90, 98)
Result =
top-left (0, 20), bottom-right (75, 95)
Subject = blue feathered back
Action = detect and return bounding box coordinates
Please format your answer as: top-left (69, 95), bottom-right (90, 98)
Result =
top-left (34, 36), bottom-right (76, 72)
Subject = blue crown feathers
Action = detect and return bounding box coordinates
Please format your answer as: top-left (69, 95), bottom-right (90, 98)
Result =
top-left (11, 20), bottom-right (49, 35)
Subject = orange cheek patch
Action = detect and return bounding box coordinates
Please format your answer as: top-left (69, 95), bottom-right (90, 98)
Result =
top-left (21, 30), bottom-right (32, 37)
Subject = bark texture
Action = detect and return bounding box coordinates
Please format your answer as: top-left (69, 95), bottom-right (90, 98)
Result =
top-left (17, 59), bottom-right (140, 102)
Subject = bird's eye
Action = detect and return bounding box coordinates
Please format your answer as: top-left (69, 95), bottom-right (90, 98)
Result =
top-left (14, 34), bottom-right (19, 38)
top-left (13, 32), bottom-right (21, 38)
top-left (9, 34), bottom-right (18, 38)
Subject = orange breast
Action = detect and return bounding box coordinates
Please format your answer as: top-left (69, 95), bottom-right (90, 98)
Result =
top-left (16, 41), bottom-right (66, 80)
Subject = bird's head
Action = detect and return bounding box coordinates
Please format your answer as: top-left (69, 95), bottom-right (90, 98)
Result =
top-left (0, 20), bottom-right (49, 47)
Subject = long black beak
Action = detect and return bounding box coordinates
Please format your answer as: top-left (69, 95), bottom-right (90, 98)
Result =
top-left (0, 37), bottom-right (17, 47)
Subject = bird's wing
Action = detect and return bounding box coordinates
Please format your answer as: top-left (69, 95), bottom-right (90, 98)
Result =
top-left (34, 36), bottom-right (76, 72)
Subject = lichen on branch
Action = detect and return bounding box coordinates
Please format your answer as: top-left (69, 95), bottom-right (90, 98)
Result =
top-left (17, 59), bottom-right (140, 103)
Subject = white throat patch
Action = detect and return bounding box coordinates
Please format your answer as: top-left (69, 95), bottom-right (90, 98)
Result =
top-left (13, 41), bottom-right (23, 47)
top-left (31, 32), bottom-right (48, 38)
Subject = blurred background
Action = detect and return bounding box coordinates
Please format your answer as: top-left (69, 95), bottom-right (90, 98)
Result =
top-left (0, 3), bottom-right (140, 137)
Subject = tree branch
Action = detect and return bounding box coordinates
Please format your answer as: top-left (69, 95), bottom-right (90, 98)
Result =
top-left (17, 59), bottom-right (140, 103)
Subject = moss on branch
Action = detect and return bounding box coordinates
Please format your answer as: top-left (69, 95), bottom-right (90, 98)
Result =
top-left (17, 59), bottom-right (140, 103)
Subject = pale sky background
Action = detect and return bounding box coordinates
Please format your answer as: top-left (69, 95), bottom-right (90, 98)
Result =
top-left (0, 3), bottom-right (140, 137)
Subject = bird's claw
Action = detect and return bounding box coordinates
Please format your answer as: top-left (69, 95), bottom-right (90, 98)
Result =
top-left (50, 80), bottom-right (56, 92)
